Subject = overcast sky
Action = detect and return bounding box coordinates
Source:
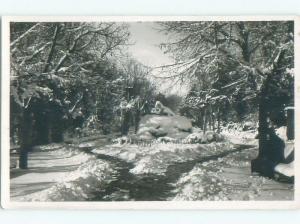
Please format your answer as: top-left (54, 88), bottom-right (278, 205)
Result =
top-left (127, 22), bottom-right (173, 67)
top-left (126, 22), bottom-right (189, 96)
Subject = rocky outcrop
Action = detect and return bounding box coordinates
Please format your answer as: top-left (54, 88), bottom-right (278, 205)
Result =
top-left (137, 115), bottom-right (192, 140)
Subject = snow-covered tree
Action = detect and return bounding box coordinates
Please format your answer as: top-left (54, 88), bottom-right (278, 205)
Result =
top-left (10, 22), bottom-right (131, 168)
top-left (158, 21), bottom-right (294, 130)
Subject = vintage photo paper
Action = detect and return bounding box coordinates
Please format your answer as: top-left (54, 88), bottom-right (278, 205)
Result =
top-left (1, 16), bottom-right (300, 209)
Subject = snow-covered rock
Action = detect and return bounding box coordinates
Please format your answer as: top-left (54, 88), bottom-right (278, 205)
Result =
top-left (183, 132), bottom-right (204, 144)
top-left (138, 132), bottom-right (155, 141)
top-left (204, 131), bottom-right (215, 142)
top-left (137, 115), bottom-right (192, 139)
top-left (242, 121), bottom-right (255, 131)
top-left (183, 131), bottom-right (224, 144)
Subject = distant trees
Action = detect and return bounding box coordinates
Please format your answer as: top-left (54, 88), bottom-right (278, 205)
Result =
top-left (158, 21), bottom-right (294, 132)
top-left (10, 22), bottom-right (156, 168)
top-left (154, 93), bottom-right (182, 113)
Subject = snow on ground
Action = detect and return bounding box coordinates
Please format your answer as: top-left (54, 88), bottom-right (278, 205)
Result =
top-left (137, 115), bottom-right (192, 140)
top-left (168, 127), bottom-right (292, 201)
top-left (10, 127), bottom-right (293, 202)
top-left (222, 128), bottom-right (258, 145)
top-left (92, 141), bottom-right (236, 175)
top-left (11, 144), bottom-right (117, 202)
top-left (92, 125), bottom-right (254, 176)
top-left (171, 146), bottom-right (293, 201)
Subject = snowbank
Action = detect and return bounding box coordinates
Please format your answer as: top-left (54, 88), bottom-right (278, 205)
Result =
top-left (171, 146), bottom-right (293, 201)
top-left (15, 159), bottom-right (116, 201)
top-left (12, 146), bottom-right (117, 202)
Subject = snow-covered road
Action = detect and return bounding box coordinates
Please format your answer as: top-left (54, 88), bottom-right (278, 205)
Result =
top-left (10, 134), bottom-right (293, 202)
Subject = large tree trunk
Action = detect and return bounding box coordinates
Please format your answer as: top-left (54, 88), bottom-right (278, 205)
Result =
top-left (286, 108), bottom-right (294, 140)
top-left (251, 49), bottom-right (287, 176)
top-left (258, 95), bottom-right (269, 158)
top-left (251, 75), bottom-right (271, 175)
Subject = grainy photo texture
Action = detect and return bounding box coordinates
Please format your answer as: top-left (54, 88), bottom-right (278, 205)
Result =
top-left (2, 17), bottom-right (296, 206)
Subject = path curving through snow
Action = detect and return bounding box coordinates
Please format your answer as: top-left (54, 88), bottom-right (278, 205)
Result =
top-left (10, 134), bottom-right (293, 202)
top-left (88, 144), bottom-right (255, 201)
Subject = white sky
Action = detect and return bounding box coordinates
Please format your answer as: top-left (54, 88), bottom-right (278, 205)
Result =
top-left (126, 22), bottom-right (189, 96)
top-left (127, 22), bottom-right (172, 67)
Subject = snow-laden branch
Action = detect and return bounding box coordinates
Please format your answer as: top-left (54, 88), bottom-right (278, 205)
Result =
top-left (20, 42), bottom-right (52, 66)
top-left (10, 23), bottom-right (41, 48)
top-left (221, 77), bottom-right (247, 89)
top-left (68, 93), bottom-right (84, 114)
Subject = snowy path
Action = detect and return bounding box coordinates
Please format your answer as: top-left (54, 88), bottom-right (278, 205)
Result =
top-left (10, 135), bottom-right (294, 201)
top-left (10, 142), bottom-right (117, 201)
top-left (89, 144), bottom-right (254, 201)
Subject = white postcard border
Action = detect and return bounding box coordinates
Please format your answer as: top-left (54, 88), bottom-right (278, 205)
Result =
top-left (1, 15), bottom-right (300, 209)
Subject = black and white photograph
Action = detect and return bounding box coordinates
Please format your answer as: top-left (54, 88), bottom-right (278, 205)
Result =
top-left (1, 16), bottom-right (298, 208)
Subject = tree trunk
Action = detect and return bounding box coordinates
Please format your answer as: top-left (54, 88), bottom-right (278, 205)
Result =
top-left (257, 50), bottom-right (286, 157)
top-left (121, 110), bottom-right (130, 136)
top-left (251, 49), bottom-right (287, 175)
top-left (34, 110), bottom-right (50, 145)
top-left (286, 108), bottom-right (294, 140)
top-left (258, 96), bottom-right (269, 158)
top-left (19, 109), bottom-right (33, 169)
top-left (49, 104), bottom-right (64, 143)
top-left (217, 107), bottom-right (221, 133)
top-left (43, 24), bottom-right (60, 73)
top-left (207, 106), bottom-right (212, 131)
top-left (50, 118), bottom-right (64, 142)
top-left (198, 110), bottom-right (203, 128)
top-left (203, 107), bottom-right (207, 133)
top-left (212, 107), bottom-right (215, 131)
